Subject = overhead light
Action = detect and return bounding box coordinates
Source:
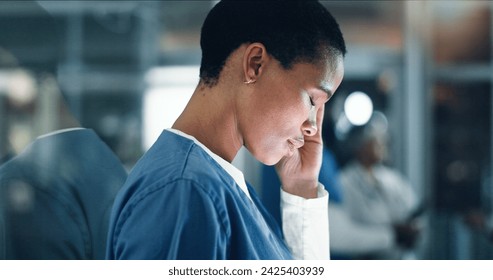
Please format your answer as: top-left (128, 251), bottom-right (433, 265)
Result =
top-left (344, 91), bottom-right (373, 126)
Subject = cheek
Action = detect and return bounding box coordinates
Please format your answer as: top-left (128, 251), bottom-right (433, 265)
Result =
top-left (267, 96), bottom-right (307, 127)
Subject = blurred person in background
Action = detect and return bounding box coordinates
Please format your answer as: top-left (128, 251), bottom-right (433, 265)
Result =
top-left (0, 2), bottom-right (127, 259)
top-left (0, 83), bottom-right (127, 259)
top-left (338, 117), bottom-right (422, 259)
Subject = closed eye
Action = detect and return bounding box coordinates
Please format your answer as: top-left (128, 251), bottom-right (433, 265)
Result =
top-left (309, 96), bottom-right (315, 107)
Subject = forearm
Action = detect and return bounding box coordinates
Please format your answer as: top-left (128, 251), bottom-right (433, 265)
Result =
top-left (281, 184), bottom-right (329, 260)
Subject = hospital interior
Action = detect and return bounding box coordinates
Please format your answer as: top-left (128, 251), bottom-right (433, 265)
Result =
top-left (0, 1), bottom-right (492, 260)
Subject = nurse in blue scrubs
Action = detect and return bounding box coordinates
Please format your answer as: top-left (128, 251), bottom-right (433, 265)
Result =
top-left (107, 0), bottom-right (346, 260)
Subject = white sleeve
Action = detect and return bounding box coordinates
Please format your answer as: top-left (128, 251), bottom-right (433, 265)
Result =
top-left (280, 184), bottom-right (329, 260)
top-left (329, 204), bottom-right (394, 254)
top-left (378, 168), bottom-right (419, 222)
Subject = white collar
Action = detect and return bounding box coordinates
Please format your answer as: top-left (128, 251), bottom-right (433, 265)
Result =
top-left (167, 128), bottom-right (252, 201)
top-left (37, 127), bottom-right (85, 139)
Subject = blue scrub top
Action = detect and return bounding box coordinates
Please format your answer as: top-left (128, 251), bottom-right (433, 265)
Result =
top-left (107, 130), bottom-right (292, 260)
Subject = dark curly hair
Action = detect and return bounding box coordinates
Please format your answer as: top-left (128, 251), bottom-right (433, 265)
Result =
top-left (199, 0), bottom-right (346, 86)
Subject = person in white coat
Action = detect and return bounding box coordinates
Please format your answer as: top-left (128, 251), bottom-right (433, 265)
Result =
top-left (338, 120), bottom-right (421, 259)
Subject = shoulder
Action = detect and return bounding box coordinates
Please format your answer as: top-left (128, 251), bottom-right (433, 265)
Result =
top-left (127, 133), bottom-right (231, 196)
top-left (112, 130), bottom-right (237, 221)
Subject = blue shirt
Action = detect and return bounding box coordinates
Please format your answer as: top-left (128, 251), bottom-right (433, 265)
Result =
top-left (0, 129), bottom-right (126, 259)
top-left (106, 130), bottom-right (292, 260)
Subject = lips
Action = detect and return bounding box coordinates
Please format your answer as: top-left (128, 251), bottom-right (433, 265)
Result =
top-left (288, 138), bottom-right (305, 149)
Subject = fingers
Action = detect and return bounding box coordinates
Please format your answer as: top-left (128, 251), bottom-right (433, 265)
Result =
top-left (304, 105), bottom-right (325, 141)
top-left (315, 104), bottom-right (325, 136)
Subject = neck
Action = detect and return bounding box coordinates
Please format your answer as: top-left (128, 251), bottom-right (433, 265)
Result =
top-left (172, 82), bottom-right (243, 163)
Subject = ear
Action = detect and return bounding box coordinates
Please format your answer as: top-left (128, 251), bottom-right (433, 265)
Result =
top-left (242, 43), bottom-right (269, 83)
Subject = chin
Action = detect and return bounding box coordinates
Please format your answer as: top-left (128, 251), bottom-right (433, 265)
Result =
top-left (262, 158), bottom-right (280, 166)
top-left (245, 142), bottom-right (283, 166)
top-left (253, 152), bottom-right (282, 166)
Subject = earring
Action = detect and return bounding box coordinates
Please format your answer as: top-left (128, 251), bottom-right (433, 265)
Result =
top-left (244, 79), bottom-right (255, 84)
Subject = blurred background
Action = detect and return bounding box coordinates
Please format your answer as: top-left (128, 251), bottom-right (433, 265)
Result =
top-left (0, 0), bottom-right (492, 259)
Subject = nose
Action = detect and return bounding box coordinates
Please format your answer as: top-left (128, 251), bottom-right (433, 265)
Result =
top-left (302, 119), bottom-right (317, 136)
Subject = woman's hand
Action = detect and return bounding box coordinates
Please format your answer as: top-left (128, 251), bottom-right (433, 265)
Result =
top-left (275, 105), bottom-right (325, 199)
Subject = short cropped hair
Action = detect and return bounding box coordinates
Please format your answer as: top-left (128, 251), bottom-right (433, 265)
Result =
top-left (345, 120), bottom-right (388, 157)
top-left (199, 0), bottom-right (347, 86)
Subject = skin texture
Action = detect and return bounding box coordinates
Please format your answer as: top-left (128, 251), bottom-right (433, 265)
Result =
top-left (173, 43), bottom-right (344, 198)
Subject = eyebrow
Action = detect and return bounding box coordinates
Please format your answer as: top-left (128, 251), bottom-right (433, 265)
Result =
top-left (318, 85), bottom-right (333, 101)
